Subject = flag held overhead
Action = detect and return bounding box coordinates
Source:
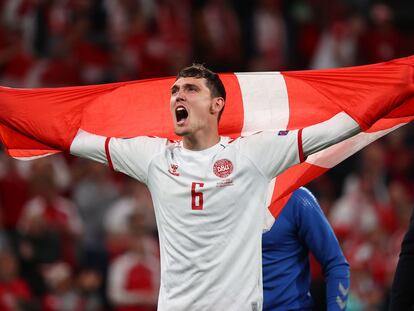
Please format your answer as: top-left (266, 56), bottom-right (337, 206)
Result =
top-left (0, 56), bottom-right (413, 218)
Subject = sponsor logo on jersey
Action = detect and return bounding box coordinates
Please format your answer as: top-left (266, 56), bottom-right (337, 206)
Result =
top-left (213, 159), bottom-right (233, 178)
top-left (168, 164), bottom-right (180, 176)
top-left (278, 130), bottom-right (289, 136)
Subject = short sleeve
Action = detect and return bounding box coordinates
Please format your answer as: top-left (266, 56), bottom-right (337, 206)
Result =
top-left (108, 136), bottom-right (166, 183)
top-left (239, 130), bottom-right (303, 181)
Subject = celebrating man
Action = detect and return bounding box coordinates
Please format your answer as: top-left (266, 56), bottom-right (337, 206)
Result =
top-left (70, 64), bottom-right (361, 310)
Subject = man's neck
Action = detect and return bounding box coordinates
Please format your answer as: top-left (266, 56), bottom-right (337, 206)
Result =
top-left (182, 134), bottom-right (220, 151)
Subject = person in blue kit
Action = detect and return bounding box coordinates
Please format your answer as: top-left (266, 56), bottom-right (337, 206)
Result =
top-left (262, 187), bottom-right (349, 311)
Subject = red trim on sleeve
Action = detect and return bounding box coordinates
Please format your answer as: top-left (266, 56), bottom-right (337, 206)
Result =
top-left (298, 129), bottom-right (305, 163)
top-left (105, 137), bottom-right (114, 171)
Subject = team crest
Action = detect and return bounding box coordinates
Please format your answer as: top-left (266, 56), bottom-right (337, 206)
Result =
top-left (213, 159), bottom-right (233, 178)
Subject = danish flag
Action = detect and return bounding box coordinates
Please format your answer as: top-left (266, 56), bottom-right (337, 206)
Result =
top-left (0, 56), bottom-right (413, 220)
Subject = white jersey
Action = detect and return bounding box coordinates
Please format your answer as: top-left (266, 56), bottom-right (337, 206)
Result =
top-left (71, 129), bottom-right (302, 311)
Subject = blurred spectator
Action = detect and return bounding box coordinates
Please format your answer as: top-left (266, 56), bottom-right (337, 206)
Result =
top-left (105, 1), bottom-right (149, 81)
top-left (104, 0), bottom-right (176, 80)
top-left (0, 154), bottom-right (29, 236)
top-left (19, 158), bottom-right (82, 265)
top-left (17, 157), bottom-right (82, 296)
top-left (194, 0), bottom-right (242, 71)
top-left (153, 0), bottom-right (193, 74)
top-left (32, 46), bottom-right (81, 87)
top-left (358, 3), bottom-right (406, 64)
top-left (107, 209), bottom-right (159, 311)
top-left (311, 12), bottom-right (366, 69)
top-left (18, 205), bottom-right (62, 296)
top-left (0, 248), bottom-right (34, 311)
top-left (104, 0), bottom-right (148, 44)
top-left (347, 263), bottom-right (383, 311)
top-left (42, 262), bottom-right (103, 311)
top-left (0, 25), bottom-right (35, 87)
top-left (42, 262), bottom-right (76, 311)
top-left (287, 0), bottom-right (321, 69)
top-left (16, 154), bottom-right (72, 192)
top-left (104, 178), bottom-right (155, 259)
top-left (76, 268), bottom-right (105, 311)
top-left (71, 160), bottom-right (118, 256)
top-left (384, 127), bottom-right (414, 196)
top-left (329, 142), bottom-right (390, 238)
top-left (70, 15), bottom-right (111, 85)
top-left (71, 159), bottom-right (118, 308)
top-left (249, 0), bottom-right (288, 71)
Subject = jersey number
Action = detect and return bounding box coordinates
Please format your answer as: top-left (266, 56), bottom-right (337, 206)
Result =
top-left (191, 182), bottom-right (204, 210)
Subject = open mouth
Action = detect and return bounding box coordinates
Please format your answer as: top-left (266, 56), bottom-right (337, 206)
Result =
top-left (175, 106), bottom-right (188, 125)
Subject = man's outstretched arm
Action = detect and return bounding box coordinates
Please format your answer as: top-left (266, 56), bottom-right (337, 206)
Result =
top-left (70, 129), bottom-right (108, 164)
top-left (70, 129), bottom-right (166, 184)
top-left (239, 112), bottom-right (360, 181)
top-left (294, 188), bottom-right (350, 311)
top-left (301, 112), bottom-right (360, 158)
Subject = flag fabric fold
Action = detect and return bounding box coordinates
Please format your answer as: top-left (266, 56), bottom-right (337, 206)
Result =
top-left (0, 56), bottom-right (413, 218)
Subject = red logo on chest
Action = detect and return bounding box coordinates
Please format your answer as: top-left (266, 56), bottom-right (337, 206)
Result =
top-left (213, 159), bottom-right (233, 178)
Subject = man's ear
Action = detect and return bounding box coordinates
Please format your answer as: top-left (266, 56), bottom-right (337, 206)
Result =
top-left (210, 97), bottom-right (225, 115)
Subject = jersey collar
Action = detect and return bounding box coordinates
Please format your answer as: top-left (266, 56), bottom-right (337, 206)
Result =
top-left (180, 137), bottom-right (230, 157)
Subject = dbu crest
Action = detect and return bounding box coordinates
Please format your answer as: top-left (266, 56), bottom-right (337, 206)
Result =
top-left (213, 159), bottom-right (233, 178)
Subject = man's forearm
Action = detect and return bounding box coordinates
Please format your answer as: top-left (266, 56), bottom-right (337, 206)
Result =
top-left (302, 112), bottom-right (360, 157)
top-left (325, 269), bottom-right (350, 311)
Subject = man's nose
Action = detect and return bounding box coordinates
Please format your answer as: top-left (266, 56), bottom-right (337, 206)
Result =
top-left (176, 90), bottom-right (185, 102)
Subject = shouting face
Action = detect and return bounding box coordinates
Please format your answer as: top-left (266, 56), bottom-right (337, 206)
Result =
top-left (170, 77), bottom-right (223, 139)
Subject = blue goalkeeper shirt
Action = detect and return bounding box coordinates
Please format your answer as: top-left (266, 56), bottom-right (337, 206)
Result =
top-left (262, 187), bottom-right (349, 310)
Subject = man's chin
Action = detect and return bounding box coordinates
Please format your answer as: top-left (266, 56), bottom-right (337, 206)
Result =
top-left (174, 128), bottom-right (189, 137)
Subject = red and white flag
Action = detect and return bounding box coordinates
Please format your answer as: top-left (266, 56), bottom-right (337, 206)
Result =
top-left (0, 56), bottom-right (413, 218)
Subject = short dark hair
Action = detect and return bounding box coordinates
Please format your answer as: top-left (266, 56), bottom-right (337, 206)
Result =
top-left (177, 64), bottom-right (226, 121)
top-left (177, 64), bottom-right (226, 100)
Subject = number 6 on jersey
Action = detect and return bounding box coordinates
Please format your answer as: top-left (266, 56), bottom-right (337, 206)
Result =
top-left (191, 182), bottom-right (204, 210)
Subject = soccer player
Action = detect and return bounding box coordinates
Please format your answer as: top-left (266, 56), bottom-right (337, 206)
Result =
top-left (262, 187), bottom-right (349, 311)
top-left (389, 208), bottom-right (414, 310)
top-left (70, 64), bottom-right (360, 310)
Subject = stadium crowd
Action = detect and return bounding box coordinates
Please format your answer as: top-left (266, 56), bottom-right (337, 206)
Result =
top-left (0, 0), bottom-right (413, 310)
